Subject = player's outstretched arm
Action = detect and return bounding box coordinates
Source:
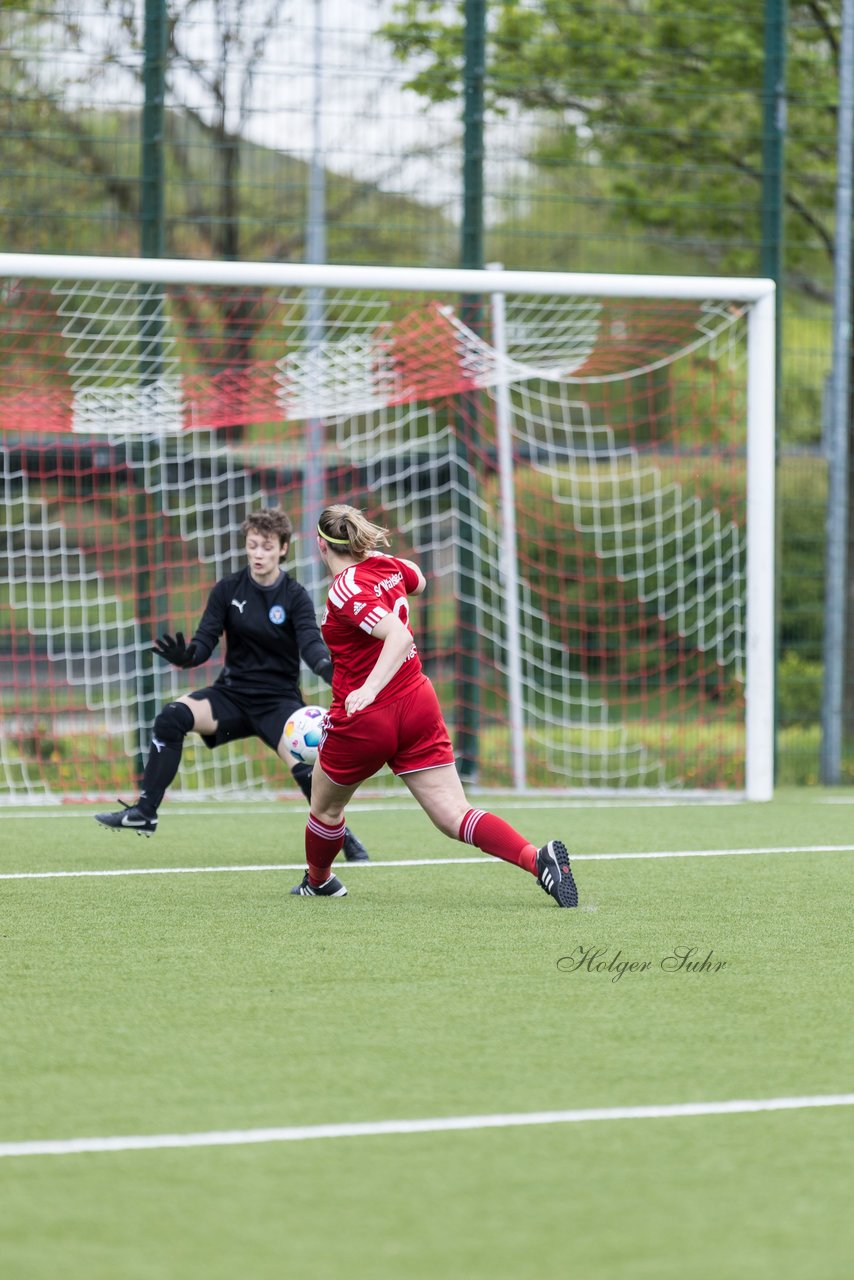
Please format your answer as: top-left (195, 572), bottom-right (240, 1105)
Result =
top-left (397, 557), bottom-right (427, 596)
top-left (151, 583), bottom-right (224, 669)
top-left (344, 613), bottom-right (414, 716)
top-left (289, 580), bottom-right (334, 680)
top-left (314, 655), bottom-right (333, 685)
top-left (151, 631), bottom-right (202, 668)
top-left (174, 578), bottom-right (228, 666)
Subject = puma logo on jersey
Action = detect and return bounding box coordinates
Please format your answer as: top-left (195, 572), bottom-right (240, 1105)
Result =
top-left (231, 599), bottom-right (247, 613)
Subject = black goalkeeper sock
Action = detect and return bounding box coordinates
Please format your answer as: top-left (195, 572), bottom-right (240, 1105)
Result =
top-left (291, 761), bottom-right (313, 804)
top-left (139, 702), bottom-right (195, 814)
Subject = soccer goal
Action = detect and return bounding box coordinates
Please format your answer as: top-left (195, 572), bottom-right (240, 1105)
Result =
top-left (0, 252), bottom-right (775, 802)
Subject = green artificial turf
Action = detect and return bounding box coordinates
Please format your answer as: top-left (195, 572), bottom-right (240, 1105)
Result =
top-left (1, 789), bottom-right (852, 1279)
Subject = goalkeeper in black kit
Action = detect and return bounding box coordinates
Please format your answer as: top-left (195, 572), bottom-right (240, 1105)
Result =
top-left (95, 507), bottom-right (369, 861)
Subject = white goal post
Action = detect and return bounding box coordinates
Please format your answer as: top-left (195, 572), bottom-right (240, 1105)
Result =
top-left (0, 252), bottom-right (775, 802)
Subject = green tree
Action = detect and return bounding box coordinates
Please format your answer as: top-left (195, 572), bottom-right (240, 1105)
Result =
top-left (382, 0), bottom-right (838, 295)
top-left (1, 0), bottom-right (454, 264)
top-left (383, 0), bottom-right (854, 751)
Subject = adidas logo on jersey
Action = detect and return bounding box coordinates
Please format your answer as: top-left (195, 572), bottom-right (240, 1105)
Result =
top-left (353, 601), bottom-right (367, 616)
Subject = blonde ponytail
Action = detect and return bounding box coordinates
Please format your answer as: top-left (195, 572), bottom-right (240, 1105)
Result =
top-left (317, 505), bottom-right (390, 558)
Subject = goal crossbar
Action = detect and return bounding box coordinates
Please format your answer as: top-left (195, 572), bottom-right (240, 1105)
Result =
top-left (0, 252), bottom-right (775, 303)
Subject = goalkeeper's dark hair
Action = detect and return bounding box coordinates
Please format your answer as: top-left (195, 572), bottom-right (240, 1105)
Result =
top-left (317, 505), bottom-right (390, 559)
top-left (241, 507), bottom-right (293, 557)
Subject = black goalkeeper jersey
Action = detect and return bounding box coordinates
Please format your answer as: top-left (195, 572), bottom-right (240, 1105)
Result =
top-left (190, 567), bottom-right (330, 697)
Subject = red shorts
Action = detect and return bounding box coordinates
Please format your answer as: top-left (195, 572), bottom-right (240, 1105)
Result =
top-left (318, 676), bottom-right (455, 786)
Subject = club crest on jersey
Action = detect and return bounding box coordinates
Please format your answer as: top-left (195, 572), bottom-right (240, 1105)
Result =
top-left (268, 605), bottom-right (286, 625)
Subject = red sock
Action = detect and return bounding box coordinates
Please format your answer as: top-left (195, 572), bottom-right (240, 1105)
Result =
top-left (458, 809), bottom-right (538, 876)
top-left (305, 813), bottom-right (346, 885)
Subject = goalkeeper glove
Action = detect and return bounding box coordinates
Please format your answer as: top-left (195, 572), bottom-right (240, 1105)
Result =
top-left (315, 657), bottom-right (334, 686)
top-left (151, 632), bottom-right (200, 669)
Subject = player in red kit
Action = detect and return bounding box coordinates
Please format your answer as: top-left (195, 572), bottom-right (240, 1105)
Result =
top-left (290, 504), bottom-right (578, 908)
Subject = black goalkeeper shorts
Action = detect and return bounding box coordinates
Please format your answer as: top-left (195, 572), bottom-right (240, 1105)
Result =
top-left (188, 685), bottom-right (306, 753)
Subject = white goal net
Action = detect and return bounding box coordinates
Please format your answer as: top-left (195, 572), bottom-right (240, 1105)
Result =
top-left (0, 255), bottom-right (775, 801)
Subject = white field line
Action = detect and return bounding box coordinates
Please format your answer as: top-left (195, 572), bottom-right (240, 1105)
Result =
top-left (1, 797), bottom-right (747, 818)
top-left (1, 844), bottom-right (853, 882)
top-left (2, 1094), bottom-right (853, 1160)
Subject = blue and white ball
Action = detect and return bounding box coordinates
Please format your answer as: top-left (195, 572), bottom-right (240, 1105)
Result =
top-left (284, 704), bottom-right (326, 765)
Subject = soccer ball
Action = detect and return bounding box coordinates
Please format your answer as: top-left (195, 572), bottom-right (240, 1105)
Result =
top-left (284, 704), bottom-right (326, 765)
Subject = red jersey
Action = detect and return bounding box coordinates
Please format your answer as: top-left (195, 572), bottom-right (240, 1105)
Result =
top-left (321, 554), bottom-right (424, 713)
